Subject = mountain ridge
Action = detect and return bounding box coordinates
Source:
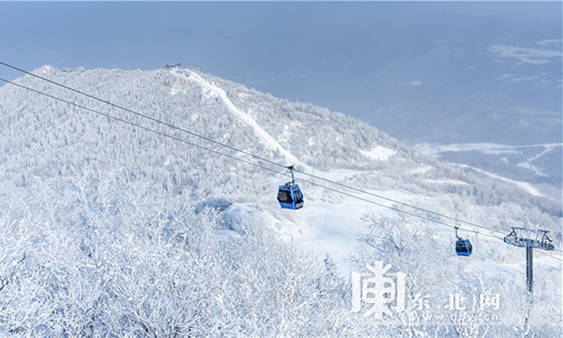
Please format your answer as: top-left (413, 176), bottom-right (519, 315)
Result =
top-left (0, 65), bottom-right (560, 336)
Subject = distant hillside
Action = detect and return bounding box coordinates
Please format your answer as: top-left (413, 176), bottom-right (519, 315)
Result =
top-left (0, 66), bottom-right (560, 336)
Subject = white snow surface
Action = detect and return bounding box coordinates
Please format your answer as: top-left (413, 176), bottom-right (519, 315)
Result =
top-left (176, 69), bottom-right (302, 166)
top-left (0, 66), bottom-right (560, 336)
top-left (359, 145), bottom-right (396, 161)
top-left (415, 141), bottom-right (562, 200)
top-left (425, 178), bottom-right (469, 186)
top-left (418, 142), bottom-right (562, 156)
top-left (458, 164), bottom-right (543, 197)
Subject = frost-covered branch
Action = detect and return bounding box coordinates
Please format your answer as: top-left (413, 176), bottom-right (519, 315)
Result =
top-left (0, 253), bottom-right (26, 293)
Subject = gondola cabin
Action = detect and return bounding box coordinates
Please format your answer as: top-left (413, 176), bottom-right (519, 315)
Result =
top-left (277, 165), bottom-right (304, 210)
top-left (455, 239), bottom-right (472, 257)
top-left (277, 183), bottom-right (304, 210)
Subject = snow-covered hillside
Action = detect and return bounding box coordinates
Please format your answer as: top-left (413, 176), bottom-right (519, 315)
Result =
top-left (415, 142), bottom-right (563, 203)
top-left (0, 66), bottom-right (561, 336)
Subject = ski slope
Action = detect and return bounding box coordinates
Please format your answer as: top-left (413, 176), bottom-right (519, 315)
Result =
top-left (457, 164), bottom-right (543, 197)
top-left (173, 69), bottom-right (302, 166)
top-left (416, 142), bottom-right (562, 200)
top-left (1, 66), bottom-right (560, 336)
top-left (359, 145), bottom-right (396, 161)
top-left (230, 182), bottom-right (562, 278)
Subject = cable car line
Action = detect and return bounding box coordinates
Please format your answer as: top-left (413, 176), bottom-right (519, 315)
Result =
top-left (1, 71), bottom-right (561, 261)
top-left (0, 77), bottom-right (501, 241)
top-left (0, 78), bottom-right (290, 178)
top-left (0, 61), bottom-right (504, 235)
top-left (0, 61), bottom-right (287, 171)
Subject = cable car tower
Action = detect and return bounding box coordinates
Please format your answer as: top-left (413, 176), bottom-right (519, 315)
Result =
top-left (503, 227), bottom-right (555, 295)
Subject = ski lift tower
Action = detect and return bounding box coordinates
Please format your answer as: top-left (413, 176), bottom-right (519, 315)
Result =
top-left (503, 227), bottom-right (555, 295)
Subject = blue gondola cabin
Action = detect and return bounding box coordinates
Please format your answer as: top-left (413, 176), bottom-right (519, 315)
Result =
top-left (277, 183), bottom-right (304, 210)
top-left (455, 239), bottom-right (472, 256)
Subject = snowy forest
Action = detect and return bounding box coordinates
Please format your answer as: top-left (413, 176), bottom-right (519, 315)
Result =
top-left (0, 66), bottom-right (561, 336)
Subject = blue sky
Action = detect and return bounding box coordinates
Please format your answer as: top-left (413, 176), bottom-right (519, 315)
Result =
top-left (1, 1), bottom-right (561, 144)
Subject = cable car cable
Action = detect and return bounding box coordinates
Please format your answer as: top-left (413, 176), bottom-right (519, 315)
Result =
top-left (2, 77), bottom-right (561, 261)
top-left (0, 61), bottom-right (508, 235)
top-left (2, 65), bottom-right (561, 259)
top-left (0, 78), bottom-right (288, 177)
top-left (0, 61), bottom-right (287, 169)
top-left (0, 77), bottom-right (499, 237)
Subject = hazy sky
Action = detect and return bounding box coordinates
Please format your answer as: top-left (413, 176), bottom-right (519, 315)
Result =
top-left (1, 1), bottom-right (561, 144)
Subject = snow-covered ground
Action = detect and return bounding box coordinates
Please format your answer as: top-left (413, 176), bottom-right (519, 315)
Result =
top-left (416, 142), bottom-right (562, 201)
top-left (0, 66), bottom-right (560, 336)
top-left (457, 164), bottom-right (543, 197)
top-left (359, 145), bottom-right (396, 161)
top-left (175, 69), bottom-right (302, 166)
top-left (228, 181), bottom-right (562, 278)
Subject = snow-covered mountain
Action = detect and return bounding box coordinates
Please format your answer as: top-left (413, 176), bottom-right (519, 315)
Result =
top-left (0, 66), bottom-right (561, 336)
